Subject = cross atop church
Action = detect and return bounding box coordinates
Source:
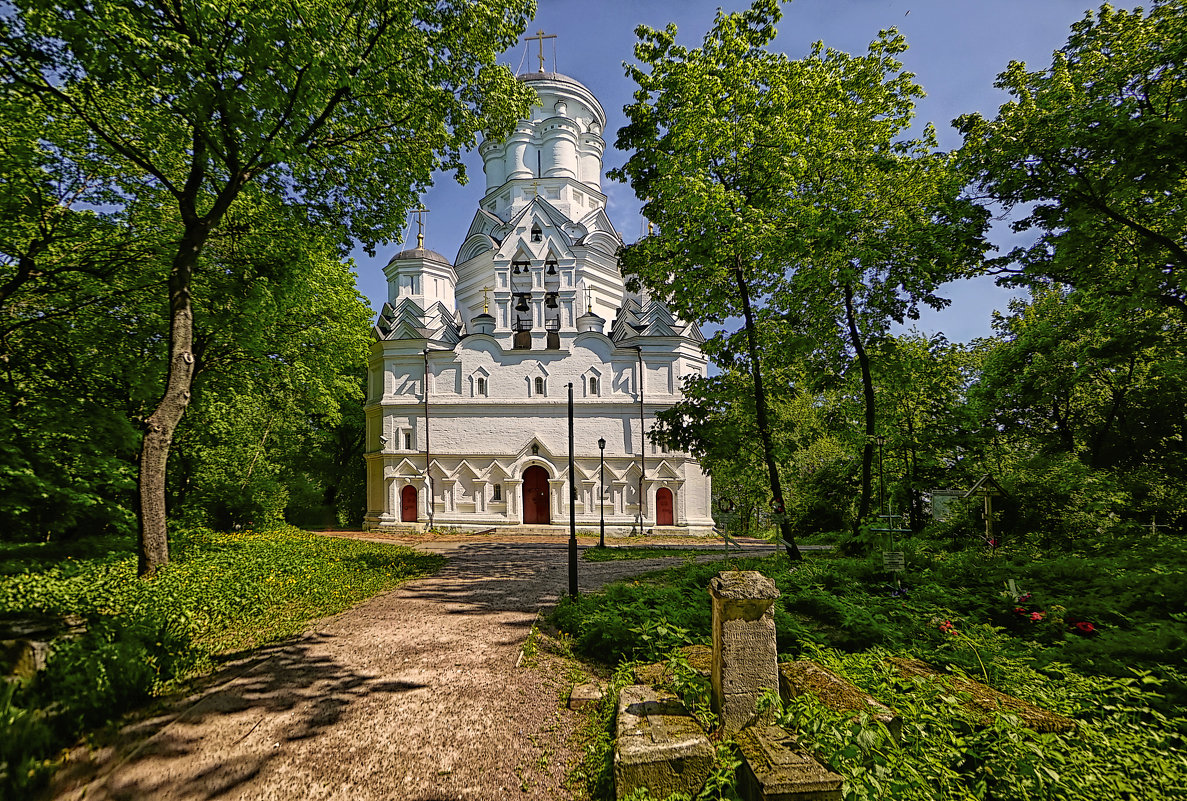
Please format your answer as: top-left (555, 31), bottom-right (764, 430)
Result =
top-left (481, 285), bottom-right (492, 313)
top-left (525, 29), bottom-right (556, 73)
top-left (410, 207), bottom-right (428, 248)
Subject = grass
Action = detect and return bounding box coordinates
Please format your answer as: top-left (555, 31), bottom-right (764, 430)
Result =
top-left (581, 546), bottom-right (734, 562)
top-left (551, 534), bottom-right (1187, 800)
top-left (0, 525), bottom-right (443, 800)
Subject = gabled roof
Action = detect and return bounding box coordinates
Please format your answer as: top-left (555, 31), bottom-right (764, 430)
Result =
top-left (373, 298), bottom-right (461, 344)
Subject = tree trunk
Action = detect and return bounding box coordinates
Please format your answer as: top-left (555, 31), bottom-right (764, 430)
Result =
top-left (843, 282), bottom-right (875, 537)
top-left (734, 259), bottom-right (801, 560)
top-left (136, 227), bottom-right (204, 577)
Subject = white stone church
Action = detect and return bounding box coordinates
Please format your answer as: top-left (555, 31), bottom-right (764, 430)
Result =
top-left (363, 69), bottom-right (714, 533)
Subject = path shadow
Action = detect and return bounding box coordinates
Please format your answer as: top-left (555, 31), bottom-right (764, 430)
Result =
top-left (46, 632), bottom-right (422, 800)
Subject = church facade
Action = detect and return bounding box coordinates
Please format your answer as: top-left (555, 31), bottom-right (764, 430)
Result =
top-left (363, 70), bottom-right (714, 533)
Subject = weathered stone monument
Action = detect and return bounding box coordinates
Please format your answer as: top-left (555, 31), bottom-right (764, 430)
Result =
top-left (613, 571), bottom-right (844, 800)
top-left (709, 570), bottom-right (781, 735)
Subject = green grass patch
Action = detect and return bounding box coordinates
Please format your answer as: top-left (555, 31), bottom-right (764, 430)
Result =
top-left (0, 526), bottom-right (443, 800)
top-left (581, 546), bottom-right (733, 562)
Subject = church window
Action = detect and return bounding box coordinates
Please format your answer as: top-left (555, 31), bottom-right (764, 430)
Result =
top-left (476, 377), bottom-right (487, 396)
top-left (492, 484), bottom-right (502, 502)
top-left (404, 432), bottom-right (413, 450)
top-left (589, 376), bottom-right (599, 395)
top-left (534, 376), bottom-right (546, 396)
top-left (531, 224), bottom-right (542, 242)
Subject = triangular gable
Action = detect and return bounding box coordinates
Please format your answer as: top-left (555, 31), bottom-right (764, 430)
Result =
top-left (653, 460), bottom-right (682, 480)
top-left (392, 457), bottom-right (423, 475)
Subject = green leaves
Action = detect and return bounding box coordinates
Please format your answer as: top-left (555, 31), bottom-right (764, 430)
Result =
top-left (956, 0), bottom-right (1187, 315)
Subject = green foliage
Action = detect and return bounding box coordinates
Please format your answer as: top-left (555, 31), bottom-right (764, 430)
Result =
top-left (0, 527), bottom-right (442, 798)
top-left (556, 543), bottom-right (1187, 799)
top-left (779, 648), bottom-right (1187, 800)
top-left (955, 0), bottom-right (1187, 314)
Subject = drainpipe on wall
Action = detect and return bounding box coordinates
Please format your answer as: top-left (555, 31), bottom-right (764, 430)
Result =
top-left (423, 348), bottom-right (434, 529)
top-left (637, 345), bottom-right (646, 535)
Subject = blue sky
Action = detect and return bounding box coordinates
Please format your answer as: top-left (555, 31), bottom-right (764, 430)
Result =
top-left (352, 0), bottom-right (1133, 343)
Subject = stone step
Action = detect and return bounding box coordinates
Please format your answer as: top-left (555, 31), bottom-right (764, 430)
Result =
top-left (779, 661), bottom-right (902, 740)
top-left (735, 724), bottom-right (843, 801)
top-left (614, 684), bottom-right (714, 801)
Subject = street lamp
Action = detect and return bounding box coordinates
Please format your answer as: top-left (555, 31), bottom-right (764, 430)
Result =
top-left (598, 437), bottom-right (606, 548)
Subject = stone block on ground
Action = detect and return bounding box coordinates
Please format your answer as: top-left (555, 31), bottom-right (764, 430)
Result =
top-left (569, 681), bottom-right (604, 711)
top-left (778, 660), bottom-right (901, 740)
top-left (886, 656), bottom-right (1075, 733)
top-left (614, 684), bottom-right (714, 801)
top-left (735, 724), bottom-right (843, 801)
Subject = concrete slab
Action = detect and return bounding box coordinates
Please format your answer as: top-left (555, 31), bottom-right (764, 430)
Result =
top-left (887, 657), bottom-right (1075, 733)
top-left (614, 684), bottom-right (714, 800)
top-left (778, 661), bottom-right (901, 740)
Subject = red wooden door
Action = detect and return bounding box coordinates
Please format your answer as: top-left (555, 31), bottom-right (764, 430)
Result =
top-left (401, 485), bottom-right (418, 522)
top-left (656, 488), bottom-right (674, 526)
top-left (522, 466), bottom-right (551, 524)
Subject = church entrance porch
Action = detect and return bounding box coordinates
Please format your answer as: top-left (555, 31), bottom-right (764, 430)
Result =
top-left (401, 485), bottom-right (418, 522)
top-left (656, 487), bottom-right (674, 526)
top-left (522, 466), bottom-right (551, 525)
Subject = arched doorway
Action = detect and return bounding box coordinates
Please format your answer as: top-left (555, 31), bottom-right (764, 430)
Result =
top-left (522, 465), bottom-right (551, 524)
top-left (401, 485), bottom-right (418, 522)
top-left (656, 487), bottom-right (674, 526)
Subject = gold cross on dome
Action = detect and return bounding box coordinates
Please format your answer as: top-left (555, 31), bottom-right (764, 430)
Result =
top-left (525, 29), bottom-right (556, 72)
top-left (481, 285), bottom-right (492, 313)
top-left (410, 207), bottom-right (428, 248)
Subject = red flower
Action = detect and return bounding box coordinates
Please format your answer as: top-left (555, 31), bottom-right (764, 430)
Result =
top-left (1075, 621), bottom-right (1096, 634)
top-left (940, 621), bottom-right (956, 635)
top-left (1030, 612), bottom-right (1045, 622)
top-left (1014, 607), bottom-right (1027, 614)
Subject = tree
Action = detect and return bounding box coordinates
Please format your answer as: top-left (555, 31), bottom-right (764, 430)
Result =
top-left (956, 0), bottom-right (1187, 315)
top-left (614, 0), bottom-right (986, 552)
top-left (1, 0), bottom-right (536, 575)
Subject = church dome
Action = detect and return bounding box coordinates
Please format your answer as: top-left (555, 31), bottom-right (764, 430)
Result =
top-left (392, 246), bottom-right (451, 265)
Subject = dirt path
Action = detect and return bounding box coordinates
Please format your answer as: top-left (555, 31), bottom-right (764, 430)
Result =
top-left (48, 538), bottom-right (776, 801)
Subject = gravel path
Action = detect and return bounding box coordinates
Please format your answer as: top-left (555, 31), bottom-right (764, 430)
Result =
top-left (47, 537), bottom-right (777, 801)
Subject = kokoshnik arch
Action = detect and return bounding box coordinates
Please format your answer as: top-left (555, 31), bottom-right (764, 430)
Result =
top-left (363, 67), bottom-right (713, 534)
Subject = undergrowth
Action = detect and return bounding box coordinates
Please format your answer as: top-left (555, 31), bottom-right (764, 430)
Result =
top-left (551, 535), bottom-right (1187, 800)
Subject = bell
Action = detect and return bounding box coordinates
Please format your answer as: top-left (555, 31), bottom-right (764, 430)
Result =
top-left (515, 294), bottom-right (530, 312)
top-left (546, 263), bottom-right (557, 276)
top-left (512, 264), bottom-right (521, 275)
top-left (545, 292), bottom-right (559, 309)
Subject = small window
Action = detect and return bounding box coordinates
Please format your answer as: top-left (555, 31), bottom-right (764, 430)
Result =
top-left (492, 484), bottom-right (502, 502)
top-left (531, 224), bottom-right (542, 242)
top-left (589, 377), bottom-right (599, 395)
top-left (404, 432), bottom-right (412, 450)
top-left (477, 377), bottom-right (487, 396)
top-left (535, 376), bottom-right (545, 395)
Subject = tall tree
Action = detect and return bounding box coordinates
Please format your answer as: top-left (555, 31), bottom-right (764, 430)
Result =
top-left (614, 0), bottom-right (986, 551)
top-left (956, 0), bottom-right (1187, 315)
top-left (0, 0), bottom-right (536, 575)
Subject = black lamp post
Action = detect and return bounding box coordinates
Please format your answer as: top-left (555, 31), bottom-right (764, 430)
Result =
top-left (598, 437), bottom-right (606, 548)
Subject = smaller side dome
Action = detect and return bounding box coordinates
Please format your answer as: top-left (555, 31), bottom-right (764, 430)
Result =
top-left (576, 308), bottom-right (605, 334)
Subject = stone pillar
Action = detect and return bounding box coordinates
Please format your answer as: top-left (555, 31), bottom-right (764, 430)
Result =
top-left (709, 571), bottom-right (780, 735)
